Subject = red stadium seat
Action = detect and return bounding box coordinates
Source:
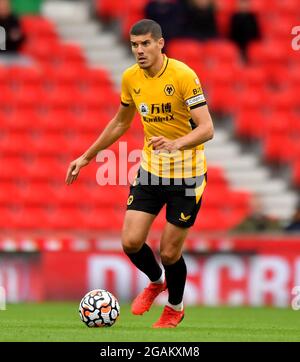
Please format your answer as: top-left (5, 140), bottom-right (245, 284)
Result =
top-left (0, 66), bottom-right (8, 85)
top-left (38, 87), bottom-right (77, 112)
top-left (234, 110), bottom-right (266, 139)
top-left (95, 0), bottom-right (126, 19)
top-left (0, 206), bottom-right (44, 229)
top-left (207, 167), bottom-right (228, 187)
top-left (204, 40), bottom-right (241, 64)
top-left (50, 183), bottom-right (93, 207)
top-left (292, 161), bottom-right (300, 187)
top-left (121, 0), bottom-right (149, 39)
top-left (23, 157), bottom-right (66, 180)
top-left (234, 86), bottom-right (267, 112)
top-left (262, 15), bottom-right (298, 41)
top-left (82, 68), bottom-right (113, 88)
top-left (265, 88), bottom-right (298, 112)
top-left (214, 0), bottom-right (236, 13)
top-left (21, 38), bottom-right (59, 61)
top-left (0, 133), bottom-right (38, 155)
top-left (41, 64), bottom-right (87, 88)
top-left (0, 157), bottom-right (28, 180)
top-left (18, 182), bottom-right (56, 206)
top-left (207, 63), bottom-right (239, 88)
top-left (53, 44), bottom-right (86, 66)
top-left (248, 40), bottom-right (290, 65)
top-left (167, 39), bottom-right (205, 64)
top-left (270, 0), bottom-right (298, 15)
top-left (38, 207), bottom-right (85, 230)
top-left (263, 134), bottom-right (296, 163)
top-left (5, 66), bottom-right (43, 89)
top-left (206, 85), bottom-right (237, 114)
top-left (193, 208), bottom-right (228, 232)
top-left (0, 183), bottom-right (22, 205)
top-left (21, 16), bottom-right (57, 39)
top-left (241, 66), bottom-right (268, 87)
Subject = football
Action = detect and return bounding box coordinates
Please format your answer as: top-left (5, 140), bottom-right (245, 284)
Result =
top-left (79, 289), bottom-right (120, 327)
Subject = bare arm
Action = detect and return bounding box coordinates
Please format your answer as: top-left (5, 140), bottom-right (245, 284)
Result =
top-left (177, 105), bottom-right (214, 149)
top-left (149, 105), bottom-right (214, 152)
top-left (66, 104), bottom-right (136, 184)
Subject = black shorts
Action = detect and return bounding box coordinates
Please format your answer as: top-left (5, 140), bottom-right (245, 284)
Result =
top-left (126, 167), bottom-right (207, 228)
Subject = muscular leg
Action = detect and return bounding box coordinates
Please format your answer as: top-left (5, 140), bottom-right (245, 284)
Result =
top-left (122, 210), bottom-right (162, 282)
top-left (160, 222), bottom-right (189, 308)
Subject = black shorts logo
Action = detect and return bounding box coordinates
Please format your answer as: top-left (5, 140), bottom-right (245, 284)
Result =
top-left (179, 212), bottom-right (191, 222)
top-left (127, 195), bottom-right (134, 205)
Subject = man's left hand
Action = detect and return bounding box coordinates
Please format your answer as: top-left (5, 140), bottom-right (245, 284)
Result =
top-left (148, 136), bottom-right (183, 153)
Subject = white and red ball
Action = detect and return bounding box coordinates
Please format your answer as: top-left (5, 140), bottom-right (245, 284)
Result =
top-left (79, 289), bottom-right (120, 327)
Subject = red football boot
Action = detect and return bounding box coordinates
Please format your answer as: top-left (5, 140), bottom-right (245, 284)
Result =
top-left (131, 281), bottom-right (167, 315)
top-left (152, 305), bottom-right (184, 328)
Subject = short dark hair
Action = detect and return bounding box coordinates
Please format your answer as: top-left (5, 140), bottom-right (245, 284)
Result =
top-left (130, 19), bottom-right (162, 40)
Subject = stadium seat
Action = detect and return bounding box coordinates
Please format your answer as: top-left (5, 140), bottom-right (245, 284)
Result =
top-left (21, 38), bottom-right (59, 62)
top-left (265, 88), bottom-right (298, 112)
top-left (234, 110), bottom-right (266, 139)
top-left (167, 39), bottom-right (205, 64)
top-left (248, 40), bottom-right (290, 65)
top-left (5, 66), bottom-right (43, 89)
top-left (53, 44), bottom-right (86, 66)
top-left (28, 159), bottom-right (61, 181)
top-left (0, 206), bottom-right (50, 230)
top-left (263, 134), bottom-right (296, 163)
top-left (0, 183), bottom-right (22, 205)
top-left (262, 15), bottom-right (298, 41)
top-left (193, 208), bottom-right (228, 232)
top-left (96, 0), bottom-right (126, 19)
top-left (41, 64), bottom-right (87, 88)
top-left (214, 0), bottom-right (236, 13)
top-left (292, 161), bottom-right (300, 187)
top-left (43, 207), bottom-right (87, 230)
top-left (207, 167), bottom-right (228, 187)
top-left (261, 110), bottom-right (294, 137)
top-left (0, 66), bottom-right (8, 84)
top-left (234, 86), bottom-right (267, 112)
top-left (204, 40), bottom-right (241, 64)
top-left (241, 66), bottom-right (268, 87)
top-left (21, 16), bottom-right (58, 39)
top-left (205, 85), bottom-right (237, 114)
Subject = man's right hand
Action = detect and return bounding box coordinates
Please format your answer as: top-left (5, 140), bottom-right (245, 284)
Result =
top-left (65, 155), bottom-right (90, 185)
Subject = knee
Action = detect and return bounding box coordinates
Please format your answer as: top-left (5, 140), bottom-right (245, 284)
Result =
top-left (122, 237), bottom-right (142, 254)
top-left (160, 249), bottom-right (180, 265)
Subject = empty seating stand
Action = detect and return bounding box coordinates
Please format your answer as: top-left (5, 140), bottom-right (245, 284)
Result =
top-left (0, 13), bottom-right (254, 233)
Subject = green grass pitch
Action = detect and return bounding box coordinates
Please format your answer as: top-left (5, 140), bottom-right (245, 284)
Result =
top-left (0, 302), bottom-right (300, 342)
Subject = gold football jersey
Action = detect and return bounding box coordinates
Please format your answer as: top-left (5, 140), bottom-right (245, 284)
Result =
top-left (121, 55), bottom-right (207, 178)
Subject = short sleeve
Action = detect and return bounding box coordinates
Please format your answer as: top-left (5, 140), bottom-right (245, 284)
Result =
top-left (180, 68), bottom-right (207, 110)
top-left (120, 70), bottom-right (134, 107)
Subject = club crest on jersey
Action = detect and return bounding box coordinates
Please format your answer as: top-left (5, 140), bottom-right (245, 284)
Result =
top-left (164, 84), bottom-right (175, 96)
top-left (139, 103), bottom-right (149, 116)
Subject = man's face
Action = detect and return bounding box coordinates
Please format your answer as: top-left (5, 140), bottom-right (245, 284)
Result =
top-left (130, 33), bottom-right (164, 69)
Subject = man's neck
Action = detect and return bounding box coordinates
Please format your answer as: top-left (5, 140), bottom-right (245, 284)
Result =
top-left (144, 54), bottom-right (165, 78)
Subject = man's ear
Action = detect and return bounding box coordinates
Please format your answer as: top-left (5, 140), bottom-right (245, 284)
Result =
top-left (158, 37), bottom-right (165, 50)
